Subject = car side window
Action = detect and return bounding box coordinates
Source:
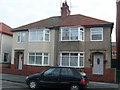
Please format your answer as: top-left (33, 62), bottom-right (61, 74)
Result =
top-left (43, 68), bottom-right (60, 76)
top-left (61, 68), bottom-right (73, 76)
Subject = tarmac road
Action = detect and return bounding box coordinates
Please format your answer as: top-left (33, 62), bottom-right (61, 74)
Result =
top-left (1, 73), bottom-right (119, 90)
top-left (1, 79), bottom-right (119, 90)
top-left (1, 79), bottom-right (28, 89)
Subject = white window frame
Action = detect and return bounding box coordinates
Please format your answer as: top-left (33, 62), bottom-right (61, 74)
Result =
top-left (90, 27), bottom-right (103, 41)
top-left (17, 32), bottom-right (25, 43)
top-left (59, 52), bottom-right (84, 68)
top-left (28, 52), bottom-right (49, 66)
top-left (60, 26), bottom-right (84, 41)
top-left (78, 27), bottom-right (84, 41)
top-left (29, 29), bottom-right (50, 42)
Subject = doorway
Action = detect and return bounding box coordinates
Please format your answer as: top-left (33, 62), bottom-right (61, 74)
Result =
top-left (15, 51), bottom-right (24, 70)
top-left (92, 53), bottom-right (104, 75)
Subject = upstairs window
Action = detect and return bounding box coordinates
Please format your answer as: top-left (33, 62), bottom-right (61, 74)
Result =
top-left (17, 32), bottom-right (25, 43)
top-left (60, 26), bottom-right (84, 41)
top-left (29, 29), bottom-right (50, 42)
top-left (90, 28), bottom-right (103, 41)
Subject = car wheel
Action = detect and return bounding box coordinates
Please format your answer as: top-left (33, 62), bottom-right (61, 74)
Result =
top-left (29, 80), bottom-right (37, 89)
top-left (70, 84), bottom-right (79, 90)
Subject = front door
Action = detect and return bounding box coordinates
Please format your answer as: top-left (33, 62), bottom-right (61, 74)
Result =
top-left (15, 51), bottom-right (23, 70)
top-left (18, 54), bottom-right (22, 70)
top-left (92, 53), bottom-right (104, 75)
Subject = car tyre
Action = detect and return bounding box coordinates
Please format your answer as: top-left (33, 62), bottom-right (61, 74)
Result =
top-left (29, 80), bottom-right (37, 89)
top-left (70, 84), bottom-right (80, 90)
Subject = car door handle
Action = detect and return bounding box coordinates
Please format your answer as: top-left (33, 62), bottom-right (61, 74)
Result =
top-left (58, 78), bottom-right (60, 81)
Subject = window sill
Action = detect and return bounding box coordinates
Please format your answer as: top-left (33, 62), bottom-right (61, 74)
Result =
top-left (27, 64), bottom-right (49, 66)
top-left (1, 62), bottom-right (11, 64)
top-left (17, 42), bottom-right (26, 44)
top-left (90, 40), bottom-right (103, 42)
top-left (59, 65), bottom-right (84, 68)
top-left (60, 40), bottom-right (84, 42)
top-left (29, 41), bottom-right (50, 43)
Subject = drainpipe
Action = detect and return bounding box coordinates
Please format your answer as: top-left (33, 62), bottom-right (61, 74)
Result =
top-left (0, 23), bottom-right (3, 63)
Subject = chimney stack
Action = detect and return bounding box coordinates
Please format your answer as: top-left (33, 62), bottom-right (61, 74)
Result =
top-left (61, 1), bottom-right (70, 18)
top-left (116, 0), bottom-right (120, 69)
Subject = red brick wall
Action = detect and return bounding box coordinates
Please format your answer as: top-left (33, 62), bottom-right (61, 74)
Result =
top-left (84, 68), bottom-right (116, 83)
top-left (2, 64), bottom-right (50, 75)
top-left (2, 64), bottom-right (116, 82)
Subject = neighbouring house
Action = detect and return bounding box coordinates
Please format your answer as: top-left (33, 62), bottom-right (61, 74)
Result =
top-left (111, 42), bottom-right (117, 69)
top-left (8, 2), bottom-right (115, 82)
top-left (112, 42), bottom-right (116, 59)
top-left (0, 22), bottom-right (13, 68)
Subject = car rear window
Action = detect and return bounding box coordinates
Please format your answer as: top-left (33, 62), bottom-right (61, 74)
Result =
top-left (76, 69), bottom-right (86, 76)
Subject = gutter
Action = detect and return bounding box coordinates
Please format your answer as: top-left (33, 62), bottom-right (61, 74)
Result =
top-left (0, 23), bottom-right (2, 62)
top-left (11, 29), bottom-right (28, 32)
top-left (83, 23), bottom-right (114, 28)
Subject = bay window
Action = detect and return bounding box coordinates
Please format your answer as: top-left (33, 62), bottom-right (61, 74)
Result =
top-left (59, 52), bottom-right (84, 67)
top-left (60, 26), bottom-right (84, 41)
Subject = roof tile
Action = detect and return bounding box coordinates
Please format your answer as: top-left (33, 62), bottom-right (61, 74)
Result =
top-left (0, 22), bottom-right (13, 35)
top-left (13, 14), bottom-right (113, 30)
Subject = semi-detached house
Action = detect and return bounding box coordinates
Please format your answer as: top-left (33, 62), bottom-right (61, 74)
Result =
top-left (0, 22), bottom-right (12, 68)
top-left (10, 2), bottom-right (115, 82)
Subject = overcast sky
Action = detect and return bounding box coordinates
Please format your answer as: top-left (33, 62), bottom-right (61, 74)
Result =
top-left (0, 0), bottom-right (116, 42)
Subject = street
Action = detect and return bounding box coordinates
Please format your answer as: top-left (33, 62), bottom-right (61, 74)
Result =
top-left (1, 79), bottom-right (119, 90)
top-left (1, 79), bottom-right (28, 90)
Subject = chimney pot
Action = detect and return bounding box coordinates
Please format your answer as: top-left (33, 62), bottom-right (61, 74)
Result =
top-left (61, 1), bottom-right (70, 18)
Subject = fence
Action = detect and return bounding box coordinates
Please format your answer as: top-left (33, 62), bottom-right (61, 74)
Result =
top-left (111, 59), bottom-right (118, 68)
top-left (116, 70), bottom-right (120, 83)
top-left (111, 59), bottom-right (120, 83)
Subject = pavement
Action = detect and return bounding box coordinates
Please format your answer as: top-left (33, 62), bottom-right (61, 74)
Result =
top-left (0, 73), bottom-right (119, 89)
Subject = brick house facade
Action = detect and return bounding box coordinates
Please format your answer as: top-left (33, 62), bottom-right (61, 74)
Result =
top-left (3, 2), bottom-right (116, 82)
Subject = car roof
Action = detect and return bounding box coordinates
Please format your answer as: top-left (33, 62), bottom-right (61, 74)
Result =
top-left (51, 66), bottom-right (76, 69)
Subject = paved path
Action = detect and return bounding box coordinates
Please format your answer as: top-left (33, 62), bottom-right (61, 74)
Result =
top-left (0, 73), bottom-right (119, 89)
top-left (1, 73), bottom-right (26, 83)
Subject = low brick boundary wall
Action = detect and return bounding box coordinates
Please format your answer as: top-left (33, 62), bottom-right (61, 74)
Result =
top-left (2, 64), bottom-right (116, 83)
top-left (2, 64), bottom-right (50, 75)
top-left (84, 68), bottom-right (116, 83)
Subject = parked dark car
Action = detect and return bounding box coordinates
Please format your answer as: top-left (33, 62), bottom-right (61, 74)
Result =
top-left (26, 66), bottom-right (89, 90)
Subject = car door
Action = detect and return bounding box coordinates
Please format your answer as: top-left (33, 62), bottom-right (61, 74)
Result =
top-left (60, 68), bottom-right (75, 87)
top-left (40, 67), bottom-right (60, 88)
